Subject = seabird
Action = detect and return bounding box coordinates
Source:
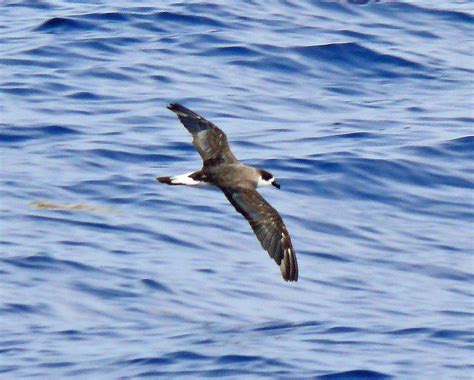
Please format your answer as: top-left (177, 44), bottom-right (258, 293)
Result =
top-left (157, 103), bottom-right (298, 282)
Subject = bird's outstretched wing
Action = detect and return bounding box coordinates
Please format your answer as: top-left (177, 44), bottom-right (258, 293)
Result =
top-left (167, 103), bottom-right (238, 166)
top-left (221, 187), bottom-right (298, 281)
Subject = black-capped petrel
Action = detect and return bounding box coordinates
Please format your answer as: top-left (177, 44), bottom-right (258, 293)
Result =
top-left (157, 103), bottom-right (298, 282)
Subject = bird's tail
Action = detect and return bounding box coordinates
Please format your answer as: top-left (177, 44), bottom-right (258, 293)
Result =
top-left (156, 172), bottom-right (203, 186)
top-left (156, 176), bottom-right (175, 185)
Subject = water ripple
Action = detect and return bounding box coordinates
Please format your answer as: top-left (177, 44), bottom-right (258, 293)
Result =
top-left (1, 1), bottom-right (473, 379)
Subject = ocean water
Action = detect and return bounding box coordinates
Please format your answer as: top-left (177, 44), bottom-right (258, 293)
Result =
top-left (1, 1), bottom-right (473, 378)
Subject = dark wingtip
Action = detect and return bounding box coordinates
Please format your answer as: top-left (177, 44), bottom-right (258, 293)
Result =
top-left (167, 103), bottom-right (189, 114)
top-left (167, 103), bottom-right (180, 111)
top-left (285, 268), bottom-right (298, 282)
top-left (281, 246), bottom-right (298, 282)
top-left (284, 270), bottom-right (298, 282)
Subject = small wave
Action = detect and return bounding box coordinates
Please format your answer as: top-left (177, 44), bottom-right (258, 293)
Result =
top-left (312, 251), bottom-right (353, 263)
top-left (316, 156), bottom-right (472, 189)
top-left (141, 278), bottom-right (174, 294)
top-left (0, 124), bottom-right (79, 144)
top-left (73, 281), bottom-right (140, 300)
top-left (0, 132), bottom-right (31, 143)
top-left (442, 136), bottom-right (474, 157)
top-left (167, 351), bottom-right (209, 361)
top-left (35, 17), bottom-right (95, 33)
top-left (67, 91), bottom-right (102, 100)
top-left (402, 136), bottom-right (474, 160)
top-left (293, 42), bottom-right (425, 78)
top-left (88, 148), bottom-right (177, 164)
top-left (430, 329), bottom-right (472, 341)
top-left (254, 320), bottom-right (322, 333)
top-left (397, 3), bottom-right (474, 25)
top-left (153, 11), bottom-right (224, 27)
top-left (216, 354), bottom-right (261, 364)
top-left (317, 369), bottom-right (393, 379)
top-left (386, 327), bottom-right (432, 336)
top-left (81, 11), bottom-right (130, 22)
top-left (231, 56), bottom-right (307, 74)
top-left (0, 303), bottom-right (45, 315)
top-left (198, 46), bottom-right (260, 58)
top-left (78, 40), bottom-right (122, 54)
top-left (3, 255), bottom-right (99, 273)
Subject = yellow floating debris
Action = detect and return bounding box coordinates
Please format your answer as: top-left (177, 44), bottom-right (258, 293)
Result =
top-left (31, 200), bottom-right (116, 214)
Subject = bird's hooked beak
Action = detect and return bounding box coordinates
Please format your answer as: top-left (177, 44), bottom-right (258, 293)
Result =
top-left (272, 181), bottom-right (281, 189)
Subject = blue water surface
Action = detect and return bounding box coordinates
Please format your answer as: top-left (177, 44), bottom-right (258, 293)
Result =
top-left (1, 1), bottom-right (473, 378)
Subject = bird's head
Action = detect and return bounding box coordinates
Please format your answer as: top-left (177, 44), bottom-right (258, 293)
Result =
top-left (257, 169), bottom-right (280, 189)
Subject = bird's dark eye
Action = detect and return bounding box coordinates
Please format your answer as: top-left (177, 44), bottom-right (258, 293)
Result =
top-left (260, 170), bottom-right (273, 181)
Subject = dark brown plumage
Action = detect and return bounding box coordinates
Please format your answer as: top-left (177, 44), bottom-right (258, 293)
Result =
top-left (158, 103), bottom-right (298, 281)
top-left (167, 103), bottom-right (237, 166)
top-left (222, 188), bottom-right (298, 281)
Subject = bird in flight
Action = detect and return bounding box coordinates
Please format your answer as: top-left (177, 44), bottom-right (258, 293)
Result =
top-left (157, 103), bottom-right (298, 282)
